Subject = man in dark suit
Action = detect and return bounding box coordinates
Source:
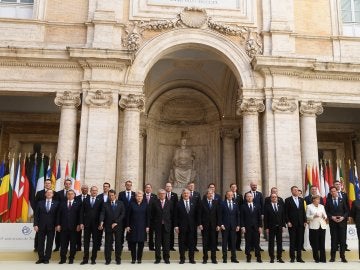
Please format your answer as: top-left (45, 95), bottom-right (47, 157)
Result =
top-left (326, 186), bottom-right (348, 263)
top-left (220, 191), bottom-right (240, 263)
top-left (99, 189), bottom-right (126, 265)
top-left (165, 182), bottom-right (178, 251)
top-left (118, 180), bottom-right (136, 249)
top-left (264, 187), bottom-right (284, 207)
top-left (151, 189), bottom-right (173, 264)
top-left (244, 181), bottom-right (264, 213)
top-left (144, 183), bottom-right (157, 250)
top-left (241, 192), bottom-right (263, 263)
top-left (96, 182), bottom-right (111, 250)
top-left (54, 178), bottom-right (72, 252)
top-left (175, 188), bottom-right (199, 264)
top-left (264, 193), bottom-right (285, 263)
top-left (350, 193), bottom-right (360, 260)
top-left (305, 186), bottom-right (324, 205)
top-left (75, 184), bottom-right (89, 251)
top-left (57, 189), bottom-right (82, 264)
top-left (33, 189), bottom-right (59, 264)
top-left (199, 189), bottom-right (221, 264)
top-left (229, 183), bottom-right (243, 251)
top-left (187, 181), bottom-right (201, 251)
top-left (284, 186), bottom-right (307, 263)
top-left (79, 185), bottom-right (102, 265)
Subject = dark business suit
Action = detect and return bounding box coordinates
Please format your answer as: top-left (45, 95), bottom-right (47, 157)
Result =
top-left (151, 198), bottom-right (173, 262)
top-left (241, 202), bottom-right (262, 260)
top-left (79, 196), bottom-right (102, 263)
top-left (34, 200), bottom-right (59, 262)
top-left (57, 199), bottom-right (81, 262)
top-left (174, 199), bottom-right (199, 262)
top-left (264, 196), bottom-right (284, 207)
top-left (350, 199), bottom-right (360, 259)
top-left (231, 193), bottom-right (244, 250)
top-left (100, 200), bottom-right (126, 263)
top-left (96, 192), bottom-right (109, 249)
top-left (220, 200), bottom-right (240, 261)
top-left (75, 194), bottom-right (88, 250)
top-left (326, 196), bottom-right (348, 260)
top-left (264, 202), bottom-right (285, 260)
top-left (199, 198), bottom-right (221, 262)
top-left (118, 190), bottom-right (136, 248)
top-left (54, 188), bottom-right (70, 250)
top-left (284, 196), bottom-right (306, 261)
top-left (245, 190), bottom-right (264, 213)
top-left (144, 193), bottom-right (157, 250)
top-left (166, 191), bottom-right (178, 250)
top-left (189, 190), bottom-right (201, 249)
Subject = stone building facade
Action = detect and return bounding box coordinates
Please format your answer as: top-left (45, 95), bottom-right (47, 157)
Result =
top-left (0, 0), bottom-right (359, 196)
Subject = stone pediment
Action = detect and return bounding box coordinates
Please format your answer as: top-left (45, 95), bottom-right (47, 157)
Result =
top-left (123, 7), bottom-right (263, 59)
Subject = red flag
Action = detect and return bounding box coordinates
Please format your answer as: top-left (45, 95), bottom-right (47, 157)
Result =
top-left (9, 160), bottom-right (20, 222)
top-left (65, 161), bottom-right (69, 179)
top-left (16, 160), bottom-right (25, 220)
top-left (312, 164), bottom-right (319, 192)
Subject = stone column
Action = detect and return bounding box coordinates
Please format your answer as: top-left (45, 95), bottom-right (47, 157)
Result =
top-left (221, 128), bottom-right (239, 194)
top-left (237, 98), bottom-right (265, 194)
top-left (119, 94), bottom-right (145, 191)
top-left (54, 91), bottom-right (81, 178)
top-left (299, 101), bottom-right (323, 181)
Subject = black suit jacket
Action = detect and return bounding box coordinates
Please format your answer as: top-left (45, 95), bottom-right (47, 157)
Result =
top-left (264, 196), bottom-right (284, 207)
top-left (240, 203), bottom-right (262, 228)
top-left (187, 190), bottom-right (201, 205)
top-left (304, 194), bottom-right (324, 205)
top-left (79, 196), bottom-right (103, 227)
top-left (199, 198), bottom-right (221, 230)
top-left (57, 200), bottom-right (81, 231)
top-left (229, 193), bottom-right (244, 206)
top-left (263, 202), bottom-right (286, 229)
top-left (76, 193), bottom-right (89, 204)
top-left (244, 190), bottom-right (264, 213)
top-left (325, 196), bottom-right (349, 223)
top-left (56, 189), bottom-right (70, 203)
top-left (118, 190), bottom-right (136, 209)
top-left (144, 193), bottom-right (157, 206)
top-left (166, 192), bottom-right (179, 205)
top-left (351, 199), bottom-right (360, 226)
top-left (174, 199), bottom-right (199, 231)
top-left (150, 199), bottom-right (173, 232)
top-left (34, 200), bottom-right (59, 231)
top-left (327, 191), bottom-right (349, 208)
top-left (220, 200), bottom-right (240, 229)
top-left (100, 200), bottom-right (126, 232)
top-left (284, 196), bottom-right (306, 227)
top-left (34, 189), bottom-right (59, 208)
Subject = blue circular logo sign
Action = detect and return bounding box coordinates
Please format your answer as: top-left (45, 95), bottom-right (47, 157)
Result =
top-left (22, 226), bottom-right (32, 236)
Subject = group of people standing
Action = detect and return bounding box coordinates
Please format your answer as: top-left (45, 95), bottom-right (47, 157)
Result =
top-left (32, 178), bottom-right (360, 265)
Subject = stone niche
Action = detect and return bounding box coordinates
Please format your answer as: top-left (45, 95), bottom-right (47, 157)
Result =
top-left (143, 88), bottom-right (221, 193)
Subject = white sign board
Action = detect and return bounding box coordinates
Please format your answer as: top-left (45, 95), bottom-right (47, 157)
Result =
top-left (147, 0), bottom-right (241, 10)
top-left (0, 223), bottom-right (35, 250)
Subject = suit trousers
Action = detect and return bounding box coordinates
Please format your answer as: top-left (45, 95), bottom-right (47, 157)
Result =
top-left (83, 224), bottom-right (99, 262)
top-left (288, 225), bottom-right (304, 260)
top-left (178, 226), bottom-right (195, 262)
top-left (148, 227), bottom-right (155, 249)
top-left (356, 225), bottom-right (360, 260)
top-left (202, 227), bottom-right (217, 261)
top-left (221, 228), bottom-right (236, 260)
top-left (329, 221), bottom-right (346, 259)
top-left (129, 241), bottom-right (144, 262)
top-left (268, 226), bottom-right (283, 259)
top-left (309, 228), bottom-right (326, 262)
top-left (60, 229), bottom-right (78, 261)
top-left (104, 227), bottom-right (123, 263)
top-left (244, 226), bottom-right (261, 258)
top-left (37, 229), bottom-right (55, 261)
top-left (155, 225), bottom-right (170, 261)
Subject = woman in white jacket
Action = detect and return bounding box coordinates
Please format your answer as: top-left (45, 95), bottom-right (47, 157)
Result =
top-left (306, 195), bottom-right (327, 263)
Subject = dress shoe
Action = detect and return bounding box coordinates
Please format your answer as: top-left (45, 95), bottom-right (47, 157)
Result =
top-left (257, 259), bottom-right (263, 263)
top-left (278, 259), bottom-right (285, 263)
top-left (53, 248), bottom-right (59, 252)
top-left (179, 260), bottom-right (185, 264)
top-left (346, 248), bottom-right (351, 251)
top-left (211, 260), bottom-right (218, 264)
top-left (149, 247), bottom-right (155, 251)
top-left (116, 260), bottom-right (121, 265)
top-left (270, 259), bottom-right (274, 263)
top-left (202, 260), bottom-right (207, 264)
top-left (189, 260), bottom-right (196, 264)
top-left (216, 247), bottom-right (220, 251)
top-left (91, 261), bottom-right (96, 265)
top-left (290, 259), bottom-right (295, 263)
top-left (105, 261), bottom-right (110, 265)
top-left (297, 259), bottom-right (305, 263)
top-left (165, 260), bottom-right (170, 264)
top-left (137, 260), bottom-right (142, 264)
top-left (59, 260), bottom-right (66, 264)
top-left (236, 248), bottom-right (242, 251)
top-left (69, 259), bottom-right (74, 264)
top-left (231, 259), bottom-right (239, 263)
top-left (341, 258), bottom-right (348, 263)
top-left (131, 261), bottom-right (136, 264)
top-left (329, 258), bottom-right (335, 262)
top-left (80, 260), bottom-right (88, 265)
top-left (260, 247), bottom-right (264, 251)
top-left (35, 260), bottom-right (43, 264)
top-left (170, 248), bottom-right (176, 251)
top-left (194, 247), bottom-right (199, 252)
top-left (43, 260), bottom-right (49, 264)
top-left (223, 259), bottom-right (227, 263)
top-left (76, 248), bottom-right (82, 251)
top-left (33, 248), bottom-right (38, 252)
top-left (302, 248), bottom-right (306, 251)
top-left (154, 260), bottom-right (160, 264)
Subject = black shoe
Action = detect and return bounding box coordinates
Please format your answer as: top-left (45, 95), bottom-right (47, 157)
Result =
top-left (236, 248), bottom-right (242, 251)
top-left (282, 249), bottom-right (285, 252)
top-left (290, 259), bottom-right (295, 263)
top-left (69, 259), bottom-right (74, 264)
top-left (43, 260), bottom-right (49, 264)
top-left (80, 260), bottom-right (88, 265)
top-left (33, 249), bottom-right (38, 252)
top-left (179, 260), bottom-right (185, 264)
top-left (149, 247), bottom-right (155, 251)
top-left (105, 261), bottom-right (110, 265)
top-left (202, 260), bottom-right (207, 264)
top-left (116, 260), bottom-right (121, 265)
top-left (91, 261), bottom-right (96, 265)
top-left (257, 259), bottom-right (263, 263)
top-left (194, 248), bottom-right (199, 252)
top-left (223, 259), bottom-right (227, 263)
top-left (154, 260), bottom-right (160, 264)
top-left (329, 258), bottom-right (335, 262)
top-left (59, 260), bottom-right (66, 264)
top-left (170, 248), bottom-right (176, 251)
top-left (246, 257), bottom-right (251, 263)
top-left (165, 260), bottom-right (170, 264)
top-left (346, 248), bottom-right (350, 251)
top-left (231, 259), bottom-right (239, 263)
top-left (302, 248), bottom-right (306, 251)
top-left (341, 258), bottom-right (348, 263)
top-left (53, 248), bottom-right (59, 252)
top-left (216, 247), bottom-right (220, 251)
top-left (260, 248), bottom-right (264, 251)
top-left (212, 260), bottom-right (217, 264)
top-left (297, 259), bottom-right (305, 263)
top-left (35, 260), bottom-right (43, 264)
top-left (137, 260), bottom-right (142, 264)
top-left (131, 261), bottom-right (136, 264)
top-left (270, 259), bottom-right (274, 263)
top-left (189, 260), bottom-right (196, 264)
top-left (278, 259), bottom-right (285, 263)
top-left (76, 248), bottom-right (82, 251)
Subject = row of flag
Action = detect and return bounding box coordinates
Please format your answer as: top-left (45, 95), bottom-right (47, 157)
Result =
top-left (304, 159), bottom-right (360, 207)
top-left (0, 153), bottom-right (82, 223)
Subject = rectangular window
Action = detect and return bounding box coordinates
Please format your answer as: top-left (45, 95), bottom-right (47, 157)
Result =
top-left (0, 0), bottom-right (34, 19)
top-left (341, 0), bottom-right (360, 36)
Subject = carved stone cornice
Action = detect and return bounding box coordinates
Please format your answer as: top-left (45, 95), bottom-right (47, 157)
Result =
top-left (272, 97), bottom-right (297, 113)
top-left (221, 128), bottom-right (240, 139)
top-left (123, 7), bottom-right (263, 58)
top-left (119, 94), bottom-right (145, 111)
top-left (299, 100), bottom-right (323, 117)
top-left (54, 91), bottom-right (81, 108)
top-left (84, 90), bottom-right (113, 108)
top-left (236, 98), bottom-right (265, 116)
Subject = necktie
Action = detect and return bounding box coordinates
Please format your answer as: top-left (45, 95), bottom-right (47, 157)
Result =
top-left (112, 202), bottom-right (116, 211)
top-left (338, 192), bottom-right (342, 199)
top-left (295, 197), bottom-right (299, 208)
top-left (254, 191), bottom-right (256, 198)
top-left (147, 194), bottom-right (150, 204)
top-left (208, 200), bottom-right (212, 208)
top-left (249, 203), bottom-right (253, 212)
top-left (46, 201), bottom-right (51, 212)
top-left (273, 203), bottom-right (278, 212)
top-left (167, 193), bottom-right (171, 200)
top-left (82, 195), bottom-right (86, 201)
top-left (91, 197), bottom-right (95, 207)
top-left (190, 192), bottom-right (193, 198)
top-left (127, 192), bottom-right (130, 201)
top-left (68, 201), bottom-right (71, 209)
top-left (185, 200), bottom-right (190, 213)
top-left (334, 199), bottom-right (338, 207)
top-left (161, 200), bottom-right (164, 209)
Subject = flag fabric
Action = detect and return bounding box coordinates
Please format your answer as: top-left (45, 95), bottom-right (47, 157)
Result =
top-left (46, 158), bottom-right (51, 180)
top-left (336, 159), bottom-right (340, 182)
top-left (74, 160), bottom-right (81, 195)
top-left (304, 164), bottom-right (310, 196)
top-left (0, 160), bottom-right (5, 186)
top-left (35, 158), bottom-right (45, 195)
top-left (20, 158), bottom-right (30, 222)
top-left (328, 160), bottom-right (334, 187)
top-left (348, 160), bottom-right (356, 208)
top-left (29, 158), bottom-right (37, 213)
top-left (9, 158), bottom-right (21, 222)
top-left (312, 164), bottom-right (319, 193)
top-left (70, 161), bottom-right (76, 190)
top-left (2, 158), bottom-right (15, 222)
top-left (55, 160), bottom-right (62, 192)
top-left (50, 158), bottom-right (57, 191)
top-left (319, 161), bottom-right (326, 203)
top-left (0, 165), bottom-right (10, 215)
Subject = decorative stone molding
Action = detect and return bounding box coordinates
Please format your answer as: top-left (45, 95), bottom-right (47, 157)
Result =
top-left (221, 128), bottom-right (240, 139)
top-left (272, 97), bottom-right (297, 113)
top-left (84, 90), bottom-right (113, 108)
top-left (299, 101), bottom-right (323, 117)
top-left (123, 7), bottom-right (263, 58)
top-left (54, 91), bottom-right (81, 108)
top-left (236, 98), bottom-right (265, 115)
top-left (119, 94), bottom-right (145, 111)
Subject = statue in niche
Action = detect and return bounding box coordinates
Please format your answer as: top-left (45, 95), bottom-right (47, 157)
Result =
top-left (168, 138), bottom-right (197, 188)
